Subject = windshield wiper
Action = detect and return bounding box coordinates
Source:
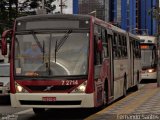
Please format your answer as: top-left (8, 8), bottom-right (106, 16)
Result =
top-left (55, 30), bottom-right (72, 52)
top-left (32, 31), bottom-right (44, 53)
top-left (55, 30), bottom-right (72, 62)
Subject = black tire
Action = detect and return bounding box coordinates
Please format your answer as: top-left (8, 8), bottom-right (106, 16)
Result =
top-left (134, 71), bottom-right (140, 91)
top-left (123, 74), bottom-right (127, 96)
top-left (123, 85), bottom-right (127, 97)
top-left (33, 108), bottom-right (45, 114)
top-left (103, 89), bottom-right (107, 105)
top-left (103, 79), bottom-right (108, 105)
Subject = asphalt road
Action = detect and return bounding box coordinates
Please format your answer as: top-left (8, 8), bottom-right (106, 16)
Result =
top-left (0, 82), bottom-right (156, 120)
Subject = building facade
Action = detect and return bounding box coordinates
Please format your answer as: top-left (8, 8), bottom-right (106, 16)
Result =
top-left (77, 0), bottom-right (157, 35)
top-left (78, 0), bottom-right (106, 20)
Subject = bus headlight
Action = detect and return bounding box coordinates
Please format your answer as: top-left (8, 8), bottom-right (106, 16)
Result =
top-left (148, 69), bottom-right (155, 73)
top-left (17, 85), bottom-right (23, 92)
top-left (15, 83), bottom-right (28, 93)
top-left (72, 81), bottom-right (87, 93)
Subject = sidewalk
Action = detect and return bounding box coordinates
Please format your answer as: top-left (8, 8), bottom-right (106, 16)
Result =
top-left (86, 83), bottom-right (160, 120)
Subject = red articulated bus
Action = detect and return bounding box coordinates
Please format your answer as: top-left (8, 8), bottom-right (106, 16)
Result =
top-left (1, 14), bottom-right (141, 114)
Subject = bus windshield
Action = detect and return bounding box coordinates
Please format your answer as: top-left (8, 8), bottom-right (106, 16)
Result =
top-left (140, 44), bottom-right (156, 68)
top-left (14, 30), bottom-right (89, 77)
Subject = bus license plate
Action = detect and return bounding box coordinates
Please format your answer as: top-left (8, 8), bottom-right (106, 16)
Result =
top-left (42, 97), bottom-right (56, 102)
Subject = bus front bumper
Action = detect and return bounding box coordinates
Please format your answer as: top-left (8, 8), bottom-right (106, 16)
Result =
top-left (10, 93), bottom-right (94, 108)
top-left (141, 72), bottom-right (157, 80)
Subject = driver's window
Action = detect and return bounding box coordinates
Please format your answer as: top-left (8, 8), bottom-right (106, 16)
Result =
top-left (94, 24), bottom-right (102, 65)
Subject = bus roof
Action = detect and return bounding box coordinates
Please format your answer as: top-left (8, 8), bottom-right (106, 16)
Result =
top-left (129, 33), bottom-right (141, 40)
top-left (93, 16), bottom-right (126, 35)
top-left (16, 14), bottom-right (138, 38)
top-left (16, 14), bottom-right (91, 22)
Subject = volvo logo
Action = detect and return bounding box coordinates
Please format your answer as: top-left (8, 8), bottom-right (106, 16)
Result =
top-left (44, 86), bottom-right (54, 91)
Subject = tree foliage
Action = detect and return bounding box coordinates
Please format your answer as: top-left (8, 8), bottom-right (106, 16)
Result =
top-left (0, 0), bottom-right (18, 36)
top-left (0, 0), bottom-right (57, 36)
top-left (19, 0), bottom-right (56, 13)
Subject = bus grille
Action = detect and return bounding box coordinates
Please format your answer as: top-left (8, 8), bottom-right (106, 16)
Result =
top-left (26, 85), bottom-right (74, 93)
top-left (19, 100), bottom-right (81, 105)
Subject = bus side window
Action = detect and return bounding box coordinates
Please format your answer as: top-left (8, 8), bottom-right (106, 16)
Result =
top-left (113, 33), bottom-right (118, 58)
top-left (133, 40), bottom-right (136, 57)
top-left (118, 34), bottom-right (122, 58)
top-left (94, 35), bottom-right (102, 65)
top-left (137, 41), bottom-right (141, 58)
top-left (133, 40), bottom-right (140, 59)
top-left (134, 40), bottom-right (138, 58)
top-left (121, 36), bottom-right (127, 57)
top-left (94, 24), bottom-right (105, 65)
top-left (101, 28), bottom-right (109, 58)
top-left (124, 36), bottom-right (128, 57)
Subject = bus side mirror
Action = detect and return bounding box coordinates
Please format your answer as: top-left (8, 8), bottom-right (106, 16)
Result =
top-left (97, 39), bottom-right (103, 52)
top-left (1, 30), bottom-right (12, 55)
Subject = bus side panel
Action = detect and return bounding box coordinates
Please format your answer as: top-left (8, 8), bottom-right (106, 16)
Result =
top-left (134, 59), bottom-right (141, 85)
top-left (113, 59), bottom-right (128, 100)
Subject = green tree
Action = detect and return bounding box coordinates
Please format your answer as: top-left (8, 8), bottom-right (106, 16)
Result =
top-left (0, 0), bottom-right (18, 36)
top-left (20, 0), bottom-right (56, 14)
top-left (0, 0), bottom-right (8, 35)
top-left (0, 0), bottom-right (57, 36)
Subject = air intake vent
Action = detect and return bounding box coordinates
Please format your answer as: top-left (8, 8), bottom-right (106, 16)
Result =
top-left (20, 100), bottom-right (81, 105)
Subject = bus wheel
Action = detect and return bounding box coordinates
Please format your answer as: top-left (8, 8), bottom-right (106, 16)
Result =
top-left (123, 75), bottom-right (127, 96)
top-left (137, 70), bottom-right (140, 84)
top-left (33, 108), bottom-right (45, 114)
top-left (103, 80), bottom-right (108, 105)
top-left (135, 71), bottom-right (140, 91)
top-left (103, 91), bottom-right (107, 105)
